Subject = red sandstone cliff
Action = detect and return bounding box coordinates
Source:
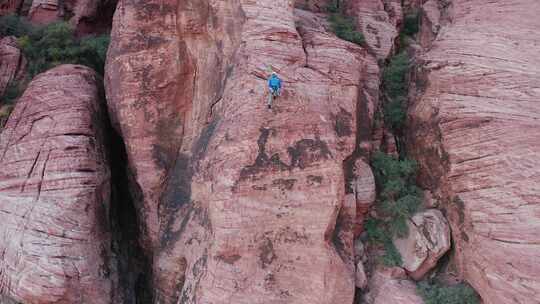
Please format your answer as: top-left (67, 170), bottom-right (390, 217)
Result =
top-left (408, 0), bottom-right (540, 303)
top-left (0, 0), bottom-right (539, 303)
top-left (0, 65), bottom-right (117, 303)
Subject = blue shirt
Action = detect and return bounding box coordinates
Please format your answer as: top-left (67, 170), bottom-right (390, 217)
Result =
top-left (268, 75), bottom-right (282, 90)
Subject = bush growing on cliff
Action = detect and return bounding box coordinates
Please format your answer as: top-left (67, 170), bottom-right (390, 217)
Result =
top-left (0, 14), bottom-right (32, 37)
top-left (382, 52), bottom-right (410, 132)
top-left (0, 15), bottom-right (110, 78)
top-left (1, 81), bottom-right (23, 105)
top-left (366, 152), bottom-right (422, 266)
top-left (328, 14), bottom-right (365, 46)
top-left (403, 10), bottom-right (421, 36)
top-left (18, 22), bottom-right (110, 77)
top-left (418, 281), bottom-right (480, 304)
top-left (365, 218), bottom-right (403, 267)
top-left (326, 1), bottom-right (365, 46)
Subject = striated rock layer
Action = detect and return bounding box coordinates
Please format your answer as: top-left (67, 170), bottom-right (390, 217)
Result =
top-left (106, 0), bottom-right (380, 303)
top-left (0, 65), bottom-right (116, 304)
top-left (407, 0), bottom-right (540, 303)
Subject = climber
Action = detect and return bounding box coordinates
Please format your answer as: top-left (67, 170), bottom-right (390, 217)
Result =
top-left (267, 72), bottom-right (282, 109)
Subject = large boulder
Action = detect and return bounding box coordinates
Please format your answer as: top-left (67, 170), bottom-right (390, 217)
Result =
top-left (363, 267), bottom-right (424, 304)
top-left (394, 209), bottom-right (451, 280)
top-left (106, 0), bottom-right (384, 303)
top-left (407, 0), bottom-right (540, 302)
top-left (0, 65), bottom-right (116, 304)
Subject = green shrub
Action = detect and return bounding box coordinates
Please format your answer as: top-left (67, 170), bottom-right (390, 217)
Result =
top-left (365, 152), bottom-right (422, 265)
top-left (403, 11), bottom-right (420, 36)
top-left (418, 281), bottom-right (480, 304)
top-left (20, 22), bottom-right (81, 77)
top-left (0, 14), bottom-right (33, 37)
top-left (382, 52), bottom-right (410, 132)
top-left (78, 35), bottom-right (110, 75)
top-left (381, 239), bottom-right (402, 266)
top-left (326, 0), bottom-right (340, 13)
top-left (1, 16), bottom-right (110, 78)
top-left (1, 82), bottom-right (24, 104)
top-left (326, 1), bottom-right (365, 46)
top-left (365, 217), bottom-right (404, 267)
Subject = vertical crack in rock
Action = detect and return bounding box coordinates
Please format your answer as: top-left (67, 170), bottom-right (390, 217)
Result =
top-left (108, 126), bottom-right (153, 304)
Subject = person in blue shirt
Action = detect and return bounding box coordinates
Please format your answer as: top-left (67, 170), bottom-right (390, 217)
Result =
top-left (267, 72), bottom-right (282, 109)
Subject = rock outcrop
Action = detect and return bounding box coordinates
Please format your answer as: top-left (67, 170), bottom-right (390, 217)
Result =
top-left (28, 0), bottom-right (61, 24)
top-left (0, 65), bottom-right (116, 304)
top-left (0, 0), bottom-right (23, 16)
top-left (393, 209), bottom-right (451, 280)
top-left (407, 0), bottom-right (540, 302)
top-left (346, 0), bottom-right (402, 59)
top-left (363, 267), bottom-right (424, 304)
top-left (28, 0), bottom-right (117, 35)
top-left (0, 36), bottom-right (25, 98)
top-left (106, 0), bottom-right (380, 302)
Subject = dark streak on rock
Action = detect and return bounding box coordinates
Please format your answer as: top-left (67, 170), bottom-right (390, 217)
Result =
top-left (272, 178), bottom-right (296, 191)
top-left (332, 107), bottom-right (353, 137)
top-left (306, 175), bottom-right (323, 186)
top-left (216, 253), bottom-right (242, 265)
top-left (238, 128), bottom-right (289, 181)
top-left (192, 119), bottom-right (218, 162)
top-left (288, 138), bottom-right (332, 169)
top-left (259, 238), bottom-right (276, 269)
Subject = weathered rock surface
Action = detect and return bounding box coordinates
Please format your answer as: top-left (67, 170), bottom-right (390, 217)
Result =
top-left (0, 0), bottom-right (23, 16)
top-left (393, 209), bottom-right (451, 280)
top-left (408, 0), bottom-right (540, 302)
top-left (0, 36), bottom-right (26, 98)
top-left (347, 0), bottom-right (402, 59)
top-left (355, 261), bottom-right (368, 289)
top-left (363, 267), bottom-right (424, 304)
top-left (28, 0), bottom-right (117, 35)
top-left (28, 0), bottom-right (61, 24)
top-left (106, 0), bottom-right (380, 303)
top-left (350, 159), bottom-right (376, 237)
top-left (294, 0), bottom-right (331, 12)
top-left (0, 65), bottom-right (116, 304)
top-left (418, 0), bottom-right (441, 49)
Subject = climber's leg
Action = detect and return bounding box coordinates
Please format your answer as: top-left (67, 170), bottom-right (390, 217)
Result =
top-left (267, 88), bottom-right (275, 109)
top-left (267, 92), bottom-right (273, 109)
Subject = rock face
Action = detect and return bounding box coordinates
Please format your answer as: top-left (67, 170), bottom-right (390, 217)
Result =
top-left (363, 267), bottom-right (424, 304)
top-left (407, 0), bottom-right (540, 303)
top-left (28, 0), bottom-right (117, 35)
top-left (106, 0), bottom-right (380, 303)
top-left (346, 0), bottom-right (402, 59)
top-left (0, 65), bottom-right (116, 304)
top-left (394, 209), bottom-right (451, 280)
top-left (294, 0), bottom-right (331, 12)
top-left (0, 0), bottom-right (23, 16)
top-left (28, 0), bottom-right (61, 24)
top-left (350, 159), bottom-right (376, 237)
top-left (0, 36), bottom-right (26, 98)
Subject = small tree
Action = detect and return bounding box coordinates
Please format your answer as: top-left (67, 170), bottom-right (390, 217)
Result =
top-left (418, 281), bottom-right (480, 304)
top-left (326, 0), bottom-right (365, 46)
